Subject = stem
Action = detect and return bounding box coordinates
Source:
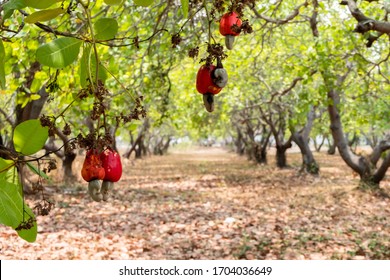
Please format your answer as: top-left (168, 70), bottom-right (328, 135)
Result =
top-left (21, 138), bottom-right (77, 163)
top-left (99, 63), bottom-right (138, 102)
top-left (202, 0), bottom-right (215, 44)
top-left (78, 0), bottom-right (90, 8)
top-left (0, 163), bottom-right (16, 174)
top-left (55, 99), bottom-right (78, 119)
top-left (83, 6), bottom-right (100, 91)
top-left (178, 7), bottom-right (203, 33)
top-left (97, 115), bottom-right (102, 143)
top-left (16, 163), bottom-right (26, 222)
top-left (86, 43), bottom-right (95, 91)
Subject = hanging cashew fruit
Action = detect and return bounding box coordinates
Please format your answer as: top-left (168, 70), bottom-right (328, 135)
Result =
top-left (196, 59), bottom-right (228, 112)
top-left (219, 11), bottom-right (242, 50)
top-left (81, 149), bottom-right (105, 202)
top-left (100, 147), bottom-right (122, 201)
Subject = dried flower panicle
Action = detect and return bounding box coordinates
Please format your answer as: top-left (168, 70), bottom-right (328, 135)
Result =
top-left (200, 43), bottom-right (228, 66)
top-left (62, 123), bottom-right (71, 136)
top-left (40, 114), bottom-right (56, 137)
top-left (77, 132), bottom-right (97, 150)
top-left (240, 19), bottom-right (253, 34)
top-left (42, 159), bottom-right (57, 175)
top-left (15, 217), bottom-right (35, 231)
top-left (188, 47), bottom-right (199, 59)
top-left (119, 96), bottom-right (146, 123)
top-left (171, 33), bottom-right (182, 48)
top-left (34, 199), bottom-right (55, 216)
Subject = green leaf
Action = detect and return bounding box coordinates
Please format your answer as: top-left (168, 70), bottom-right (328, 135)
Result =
top-left (0, 40), bottom-right (5, 89)
top-left (79, 45), bottom-right (107, 87)
top-left (104, 0), bottom-right (122, 5)
top-left (25, 8), bottom-right (65, 24)
top-left (180, 0), bottom-right (188, 18)
top-left (0, 172), bottom-right (37, 243)
top-left (25, 0), bottom-right (62, 9)
top-left (30, 94), bottom-right (41, 100)
top-left (134, 0), bottom-right (153, 7)
top-left (2, 0), bottom-right (27, 20)
top-left (13, 119), bottom-right (49, 156)
top-left (26, 162), bottom-right (50, 180)
top-left (36, 37), bottom-right (82, 69)
top-left (128, 123), bottom-right (138, 132)
top-left (94, 18), bottom-right (119, 41)
top-left (0, 158), bottom-right (15, 174)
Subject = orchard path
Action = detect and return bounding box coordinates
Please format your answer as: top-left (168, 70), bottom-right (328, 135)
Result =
top-left (1, 147), bottom-right (389, 259)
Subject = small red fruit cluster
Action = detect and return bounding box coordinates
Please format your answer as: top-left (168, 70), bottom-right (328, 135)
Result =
top-left (81, 147), bottom-right (122, 202)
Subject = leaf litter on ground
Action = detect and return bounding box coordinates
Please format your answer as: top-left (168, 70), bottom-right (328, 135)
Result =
top-left (1, 147), bottom-right (389, 260)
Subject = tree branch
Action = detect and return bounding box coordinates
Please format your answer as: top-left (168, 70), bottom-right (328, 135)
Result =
top-left (373, 151), bottom-right (390, 184)
top-left (370, 137), bottom-right (390, 165)
top-left (252, 1), bottom-right (309, 25)
top-left (341, 0), bottom-right (390, 42)
top-left (0, 108), bottom-right (15, 126)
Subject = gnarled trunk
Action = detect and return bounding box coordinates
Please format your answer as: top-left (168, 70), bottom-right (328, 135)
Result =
top-left (235, 128), bottom-right (245, 156)
top-left (291, 107), bottom-right (319, 174)
top-left (276, 144), bottom-right (290, 168)
top-left (253, 143), bottom-right (267, 164)
top-left (327, 87), bottom-right (390, 189)
top-left (313, 136), bottom-right (326, 152)
top-left (292, 133), bottom-right (319, 174)
top-left (327, 138), bottom-right (336, 155)
top-left (124, 119), bottom-right (150, 159)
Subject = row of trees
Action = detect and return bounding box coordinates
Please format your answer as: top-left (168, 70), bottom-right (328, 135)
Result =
top-left (220, 0), bottom-right (390, 188)
top-left (0, 0), bottom-right (389, 242)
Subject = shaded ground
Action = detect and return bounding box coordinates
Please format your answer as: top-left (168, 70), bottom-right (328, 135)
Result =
top-left (1, 147), bottom-right (389, 259)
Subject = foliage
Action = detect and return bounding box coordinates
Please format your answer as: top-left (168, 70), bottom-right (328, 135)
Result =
top-left (0, 120), bottom-right (49, 242)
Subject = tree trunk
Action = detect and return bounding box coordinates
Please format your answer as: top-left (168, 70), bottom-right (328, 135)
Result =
top-left (135, 136), bottom-right (143, 159)
top-left (276, 145), bottom-right (289, 168)
top-left (162, 137), bottom-right (171, 154)
top-left (291, 107), bottom-right (319, 174)
top-left (235, 128), bottom-right (245, 155)
top-left (327, 88), bottom-right (377, 188)
top-left (253, 143), bottom-right (267, 164)
top-left (152, 136), bottom-right (172, 155)
top-left (0, 134), bottom-right (12, 159)
top-left (153, 138), bottom-right (164, 155)
top-left (15, 63), bottom-right (48, 126)
top-left (292, 133), bottom-right (319, 174)
top-left (310, 8), bottom-right (390, 188)
top-left (124, 119), bottom-right (150, 159)
top-left (141, 135), bottom-right (148, 157)
top-left (124, 132), bottom-right (142, 158)
top-left (246, 143), bottom-right (254, 161)
top-left (313, 136), bottom-right (325, 152)
top-left (252, 129), bottom-right (271, 164)
top-left (63, 152), bottom-right (76, 183)
top-left (327, 137), bottom-right (336, 155)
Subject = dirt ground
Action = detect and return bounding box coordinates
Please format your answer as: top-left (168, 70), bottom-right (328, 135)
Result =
top-left (1, 147), bottom-right (389, 260)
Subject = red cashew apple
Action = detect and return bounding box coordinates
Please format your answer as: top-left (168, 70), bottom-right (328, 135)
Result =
top-left (81, 149), bottom-right (105, 202)
top-left (196, 61), bottom-right (228, 112)
top-left (196, 64), bottom-right (222, 95)
top-left (219, 11), bottom-right (242, 50)
top-left (100, 147), bottom-right (122, 201)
